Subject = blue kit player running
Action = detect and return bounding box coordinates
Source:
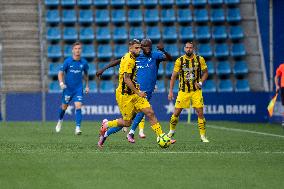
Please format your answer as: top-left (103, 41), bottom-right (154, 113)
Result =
top-left (55, 41), bottom-right (89, 135)
top-left (96, 39), bottom-right (172, 143)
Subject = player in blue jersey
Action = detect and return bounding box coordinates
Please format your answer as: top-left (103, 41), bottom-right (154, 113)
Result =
top-left (55, 41), bottom-right (89, 135)
top-left (96, 39), bottom-right (172, 143)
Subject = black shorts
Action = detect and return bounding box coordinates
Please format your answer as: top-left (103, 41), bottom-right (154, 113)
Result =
top-left (281, 88), bottom-right (284, 105)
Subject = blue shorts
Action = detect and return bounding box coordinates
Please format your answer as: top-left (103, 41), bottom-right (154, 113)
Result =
top-left (61, 88), bottom-right (83, 104)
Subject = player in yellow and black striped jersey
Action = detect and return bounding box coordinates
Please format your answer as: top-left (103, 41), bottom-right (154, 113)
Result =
top-left (168, 41), bottom-right (209, 143)
top-left (97, 39), bottom-right (166, 148)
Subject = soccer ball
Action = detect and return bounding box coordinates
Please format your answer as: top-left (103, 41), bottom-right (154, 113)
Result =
top-left (157, 133), bottom-right (171, 148)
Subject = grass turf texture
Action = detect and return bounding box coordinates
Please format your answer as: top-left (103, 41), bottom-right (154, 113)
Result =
top-left (0, 121), bottom-right (284, 189)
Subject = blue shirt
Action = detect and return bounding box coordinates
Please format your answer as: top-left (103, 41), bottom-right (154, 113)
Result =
top-left (60, 57), bottom-right (89, 91)
top-left (136, 51), bottom-right (166, 92)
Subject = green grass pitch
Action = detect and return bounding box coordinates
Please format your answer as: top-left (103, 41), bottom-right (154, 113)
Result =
top-left (0, 121), bottom-right (284, 189)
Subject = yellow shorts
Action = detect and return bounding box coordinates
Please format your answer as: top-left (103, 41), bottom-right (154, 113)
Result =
top-left (116, 90), bottom-right (151, 121)
top-left (175, 90), bottom-right (204, 109)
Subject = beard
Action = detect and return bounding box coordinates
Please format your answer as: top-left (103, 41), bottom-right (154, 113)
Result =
top-left (186, 52), bottom-right (193, 57)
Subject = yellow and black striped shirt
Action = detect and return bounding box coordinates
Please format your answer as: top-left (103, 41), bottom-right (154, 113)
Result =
top-left (117, 52), bottom-right (139, 95)
top-left (173, 54), bottom-right (207, 92)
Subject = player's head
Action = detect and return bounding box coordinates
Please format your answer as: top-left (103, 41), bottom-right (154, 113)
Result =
top-left (184, 41), bottom-right (195, 57)
top-left (129, 39), bottom-right (141, 57)
top-left (141, 38), bottom-right (152, 56)
top-left (72, 41), bottom-right (82, 60)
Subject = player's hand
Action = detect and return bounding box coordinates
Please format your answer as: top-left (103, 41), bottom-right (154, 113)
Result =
top-left (168, 91), bottom-right (174, 101)
top-left (137, 91), bottom-right (147, 98)
top-left (85, 86), bottom-right (89, 94)
top-left (157, 41), bottom-right (165, 51)
top-left (59, 82), bottom-right (66, 90)
top-left (195, 81), bottom-right (202, 89)
top-left (96, 70), bottom-right (104, 79)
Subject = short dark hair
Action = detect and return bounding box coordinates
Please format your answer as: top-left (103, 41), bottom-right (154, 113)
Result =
top-left (129, 39), bottom-right (141, 46)
top-left (141, 38), bottom-right (152, 46)
top-left (72, 41), bottom-right (82, 48)
top-left (185, 41), bottom-right (195, 47)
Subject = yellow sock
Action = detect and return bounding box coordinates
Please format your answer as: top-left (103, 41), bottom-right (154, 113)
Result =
top-left (138, 117), bottom-right (145, 130)
top-left (151, 123), bottom-right (163, 136)
top-left (198, 117), bottom-right (206, 136)
top-left (170, 114), bottom-right (179, 131)
top-left (108, 119), bottom-right (118, 127)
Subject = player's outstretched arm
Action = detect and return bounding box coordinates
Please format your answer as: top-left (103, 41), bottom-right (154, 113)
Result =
top-left (157, 42), bottom-right (173, 61)
top-left (124, 73), bottom-right (146, 98)
top-left (168, 71), bottom-right (178, 100)
top-left (96, 59), bottom-right (121, 78)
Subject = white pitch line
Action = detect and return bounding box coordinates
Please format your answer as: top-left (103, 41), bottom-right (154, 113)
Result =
top-left (208, 125), bottom-right (284, 138)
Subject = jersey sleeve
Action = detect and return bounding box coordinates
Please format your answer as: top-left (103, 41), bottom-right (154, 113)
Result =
top-left (276, 65), bottom-right (283, 76)
top-left (60, 58), bottom-right (69, 72)
top-left (199, 56), bottom-right (207, 70)
top-left (155, 51), bottom-right (166, 62)
top-left (122, 54), bottom-right (135, 74)
top-left (173, 57), bottom-right (181, 73)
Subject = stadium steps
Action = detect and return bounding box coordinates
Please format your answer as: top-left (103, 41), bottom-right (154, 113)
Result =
top-left (0, 0), bottom-right (41, 92)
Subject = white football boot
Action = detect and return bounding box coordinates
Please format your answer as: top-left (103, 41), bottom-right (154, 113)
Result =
top-left (55, 120), bottom-right (63, 133)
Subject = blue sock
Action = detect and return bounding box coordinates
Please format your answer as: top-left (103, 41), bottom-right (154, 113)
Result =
top-left (106, 127), bottom-right (123, 137)
top-left (58, 108), bottom-right (66, 120)
top-left (131, 112), bottom-right (145, 132)
top-left (75, 109), bottom-right (82, 128)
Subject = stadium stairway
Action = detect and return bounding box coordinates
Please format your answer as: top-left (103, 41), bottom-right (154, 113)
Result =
top-left (0, 0), bottom-right (41, 92)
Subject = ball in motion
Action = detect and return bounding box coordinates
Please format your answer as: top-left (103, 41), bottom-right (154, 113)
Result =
top-left (157, 133), bottom-right (171, 148)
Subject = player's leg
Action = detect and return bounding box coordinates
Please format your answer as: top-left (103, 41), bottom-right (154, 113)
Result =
top-left (138, 117), bottom-right (146, 138)
top-left (74, 101), bottom-right (82, 135)
top-left (281, 88), bottom-right (284, 127)
top-left (127, 112), bottom-right (145, 143)
top-left (168, 108), bottom-right (183, 138)
top-left (55, 90), bottom-right (71, 132)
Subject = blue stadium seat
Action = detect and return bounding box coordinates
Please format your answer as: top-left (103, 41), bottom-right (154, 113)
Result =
top-left (218, 79), bottom-right (233, 92)
top-left (143, 0), bottom-right (158, 7)
top-left (212, 26), bottom-right (227, 41)
top-left (194, 9), bottom-right (209, 23)
top-left (235, 79), bottom-right (250, 92)
top-left (206, 61), bottom-right (215, 75)
top-left (163, 26), bottom-right (177, 42)
top-left (98, 63), bottom-right (115, 78)
top-left (177, 9), bottom-right (192, 23)
top-left (144, 9), bottom-right (159, 23)
top-left (79, 9), bottom-right (93, 24)
top-left (48, 45), bottom-right (62, 59)
top-left (113, 26), bottom-right (128, 42)
top-left (146, 26), bottom-right (161, 42)
top-left (78, 0), bottom-right (92, 7)
top-left (79, 27), bottom-right (95, 42)
top-left (229, 25), bottom-right (244, 41)
top-left (198, 43), bottom-right (213, 58)
top-left (210, 8), bottom-right (225, 23)
top-left (129, 26), bottom-right (144, 40)
top-left (63, 45), bottom-right (72, 57)
top-left (215, 43), bottom-right (229, 58)
top-left (224, 0), bottom-right (240, 6)
top-left (196, 26), bottom-right (211, 41)
top-left (114, 44), bottom-right (128, 58)
top-left (45, 0), bottom-right (59, 7)
top-left (179, 26), bottom-right (194, 42)
top-left (111, 9), bottom-right (126, 24)
top-left (156, 80), bottom-right (166, 93)
top-left (63, 27), bottom-right (77, 41)
top-left (46, 27), bottom-right (61, 41)
top-left (165, 44), bottom-right (179, 58)
top-left (233, 60), bottom-right (248, 77)
top-left (203, 79), bottom-right (217, 92)
top-left (48, 63), bottom-right (62, 76)
top-left (157, 64), bottom-right (164, 77)
top-left (110, 0), bottom-right (125, 8)
top-left (165, 62), bottom-right (174, 77)
top-left (100, 80), bottom-right (115, 93)
top-left (82, 44), bottom-right (95, 59)
top-left (208, 0), bottom-right (224, 7)
top-left (128, 9), bottom-right (143, 24)
top-left (176, 0), bottom-right (191, 7)
top-left (231, 43), bottom-right (246, 58)
top-left (192, 0), bottom-right (207, 7)
top-left (46, 10), bottom-right (60, 24)
top-left (89, 80), bottom-right (98, 93)
top-left (61, 0), bottom-right (76, 7)
top-left (94, 0), bottom-right (108, 7)
top-left (127, 0), bottom-right (141, 7)
top-left (227, 8), bottom-right (241, 23)
top-left (97, 44), bottom-right (113, 60)
top-left (96, 27), bottom-right (111, 42)
top-left (88, 63), bottom-right (96, 76)
top-left (160, 0), bottom-right (174, 7)
top-left (216, 61), bottom-right (231, 76)
top-left (62, 9), bottom-right (76, 24)
top-left (49, 81), bottom-right (61, 93)
top-left (161, 9), bottom-right (176, 23)
top-left (95, 9), bottom-right (110, 25)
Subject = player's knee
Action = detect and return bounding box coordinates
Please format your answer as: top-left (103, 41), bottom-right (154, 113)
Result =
top-left (124, 120), bottom-right (132, 127)
top-left (144, 109), bottom-right (154, 119)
